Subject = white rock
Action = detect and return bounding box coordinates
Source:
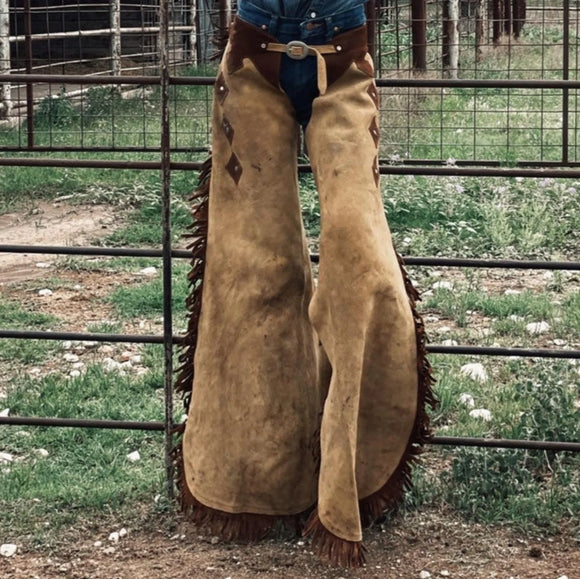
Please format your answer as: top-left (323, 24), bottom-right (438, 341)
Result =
top-left (102, 358), bottom-right (121, 372)
top-left (553, 339), bottom-right (566, 346)
top-left (35, 262), bottom-right (51, 269)
top-left (126, 451), bottom-right (140, 462)
top-left (29, 368), bottom-right (42, 376)
top-left (0, 452), bottom-right (14, 464)
top-left (0, 390), bottom-right (6, 400)
top-left (469, 408), bottom-right (493, 421)
top-left (138, 266), bottom-right (158, 277)
top-left (420, 571), bottom-right (432, 579)
top-left (0, 408), bottom-right (9, 417)
top-left (38, 289), bottom-right (53, 297)
top-left (108, 532), bottom-right (120, 543)
top-left (432, 281), bottom-right (453, 291)
top-left (179, 414), bottom-right (188, 423)
top-left (62, 341), bottom-right (73, 350)
top-left (504, 289), bottom-right (521, 296)
top-left (102, 547), bottom-right (116, 555)
top-left (460, 363), bottom-right (488, 383)
top-left (508, 315), bottom-right (524, 322)
top-left (34, 448), bottom-right (49, 458)
top-left (82, 341), bottom-right (99, 349)
top-left (119, 528), bottom-right (127, 538)
top-left (72, 362), bottom-right (85, 370)
top-left (441, 339), bottom-right (458, 346)
top-left (440, 572), bottom-right (450, 577)
top-left (526, 321), bottom-right (550, 335)
top-left (119, 351), bottom-right (134, 362)
top-left (438, 326), bottom-right (453, 334)
top-left (63, 353), bottom-right (80, 363)
top-left (542, 271), bottom-right (554, 280)
top-left (99, 345), bottom-right (114, 355)
top-left (73, 284), bottom-right (82, 291)
top-left (0, 544), bottom-right (17, 557)
top-left (93, 540), bottom-right (102, 548)
top-left (68, 370), bottom-right (81, 378)
top-left (458, 393), bottom-right (475, 408)
top-left (131, 355), bottom-right (142, 365)
top-left (424, 315), bottom-right (440, 323)
top-left (556, 576), bottom-right (569, 579)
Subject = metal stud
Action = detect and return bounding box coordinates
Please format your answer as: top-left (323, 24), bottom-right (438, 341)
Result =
top-left (261, 24), bottom-right (267, 30)
top-left (336, 45), bottom-right (342, 52)
top-left (261, 42), bottom-right (267, 49)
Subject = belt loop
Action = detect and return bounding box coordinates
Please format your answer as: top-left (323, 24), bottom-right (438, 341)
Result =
top-left (324, 16), bottom-right (333, 42)
top-left (268, 14), bottom-right (279, 37)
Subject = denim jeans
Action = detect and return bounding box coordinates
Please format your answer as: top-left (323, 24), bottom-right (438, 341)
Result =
top-left (237, 1), bottom-right (367, 128)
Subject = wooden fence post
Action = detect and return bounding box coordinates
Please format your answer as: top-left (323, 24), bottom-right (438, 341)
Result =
top-left (0, 0), bottom-right (10, 119)
top-left (111, 0), bottom-right (122, 76)
top-left (448, 0), bottom-right (459, 78)
top-left (475, 0), bottom-right (485, 60)
top-left (513, 0), bottom-right (526, 38)
top-left (411, 0), bottom-right (427, 72)
top-left (189, 0), bottom-right (198, 65)
top-left (492, 0), bottom-right (502, 44)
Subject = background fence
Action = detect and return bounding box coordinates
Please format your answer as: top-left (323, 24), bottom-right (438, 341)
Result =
top-left (0, 0), bottom-right (579, 501)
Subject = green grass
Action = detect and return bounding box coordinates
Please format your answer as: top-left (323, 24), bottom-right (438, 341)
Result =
top-left (0, 360), bottom-right (167, 542)
top-left (106, 262), bottom-right (190, 322)
top-left (0, 300), bottom-right (60, 365)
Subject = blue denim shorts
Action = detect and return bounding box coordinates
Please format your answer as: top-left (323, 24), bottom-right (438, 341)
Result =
top-left (237, 1), bottom-right (367, 128)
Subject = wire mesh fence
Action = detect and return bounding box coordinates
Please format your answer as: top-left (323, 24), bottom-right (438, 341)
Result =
top-left (0, 1), bottom-right (579, 502)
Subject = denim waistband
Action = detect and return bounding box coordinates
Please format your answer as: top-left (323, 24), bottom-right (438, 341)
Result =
top-left (237, 1), bottom-right (366, 43)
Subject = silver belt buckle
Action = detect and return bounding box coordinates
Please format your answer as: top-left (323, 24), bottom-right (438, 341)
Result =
top-left (286, 40), bottom-right (310, 60)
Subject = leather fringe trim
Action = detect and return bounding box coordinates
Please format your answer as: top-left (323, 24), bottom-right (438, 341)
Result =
top-left (358, 252), bottom-right (438, 527)
top-left (303, 512), bottom-right (367, 568)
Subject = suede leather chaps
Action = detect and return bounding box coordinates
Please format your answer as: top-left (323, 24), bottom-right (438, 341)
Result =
top-left (174, 17), bottom-right (436, 567)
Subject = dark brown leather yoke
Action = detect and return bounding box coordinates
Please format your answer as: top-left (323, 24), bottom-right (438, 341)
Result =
top-left (226, 16), bottom-right (371, 90)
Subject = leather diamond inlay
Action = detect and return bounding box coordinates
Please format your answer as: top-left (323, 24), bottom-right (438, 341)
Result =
top-left (222, 116), bottom-right (234, 144)
top-left (215, 72), bottom-right (229, 105)
top-left (369, 116), bottom-right (380, 148)
top-left (367, 82), bottom-right (379, 109)
top-left (226, 152), bottom-right (242, 185)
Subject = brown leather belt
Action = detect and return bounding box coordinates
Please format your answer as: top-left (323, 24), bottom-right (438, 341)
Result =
top-left (265, 40), bottom-right (339, 95)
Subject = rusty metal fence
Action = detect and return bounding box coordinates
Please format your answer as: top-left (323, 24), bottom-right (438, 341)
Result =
top-left (0, 0), bottom-right (579, 501)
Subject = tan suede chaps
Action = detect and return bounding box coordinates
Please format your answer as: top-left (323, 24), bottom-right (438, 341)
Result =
top-left (174, 17), bottom-right (436, 567)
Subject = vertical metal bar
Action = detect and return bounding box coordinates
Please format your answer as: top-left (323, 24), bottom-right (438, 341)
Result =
top-left (411, 0), bottom-right (427, 72)
top-left (111, 0), bottom-right (122, 77)
top-left (0, 0), bottom-right (10, 120)
top-left (159, 0), bottom-right (174, 500)
top-left (24, 0), bottom-right (34, 148)
top-left (562, 0), bottom-right (570, 164)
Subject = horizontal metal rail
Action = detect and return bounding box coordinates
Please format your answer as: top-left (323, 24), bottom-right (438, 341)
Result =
top-left (0, 244), bottom-right (579, 271)
top-left (5, 157), bottom-right (580, 180)
top-left (0, 415), bottom-right (577, 452)
top-left (5, 74), bottom-right (580, 90)
top-left (1, 330), bottom-right (578, 360)
top-left (0, 416), bottom-right (165, 431)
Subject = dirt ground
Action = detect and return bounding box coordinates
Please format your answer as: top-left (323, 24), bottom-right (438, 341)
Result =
top-left (0, 200), bottom-right (117, 284)
top-left (1, 510), bottom-right (578, 579)
top-left (1, 202), bottom-right (579, 578)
